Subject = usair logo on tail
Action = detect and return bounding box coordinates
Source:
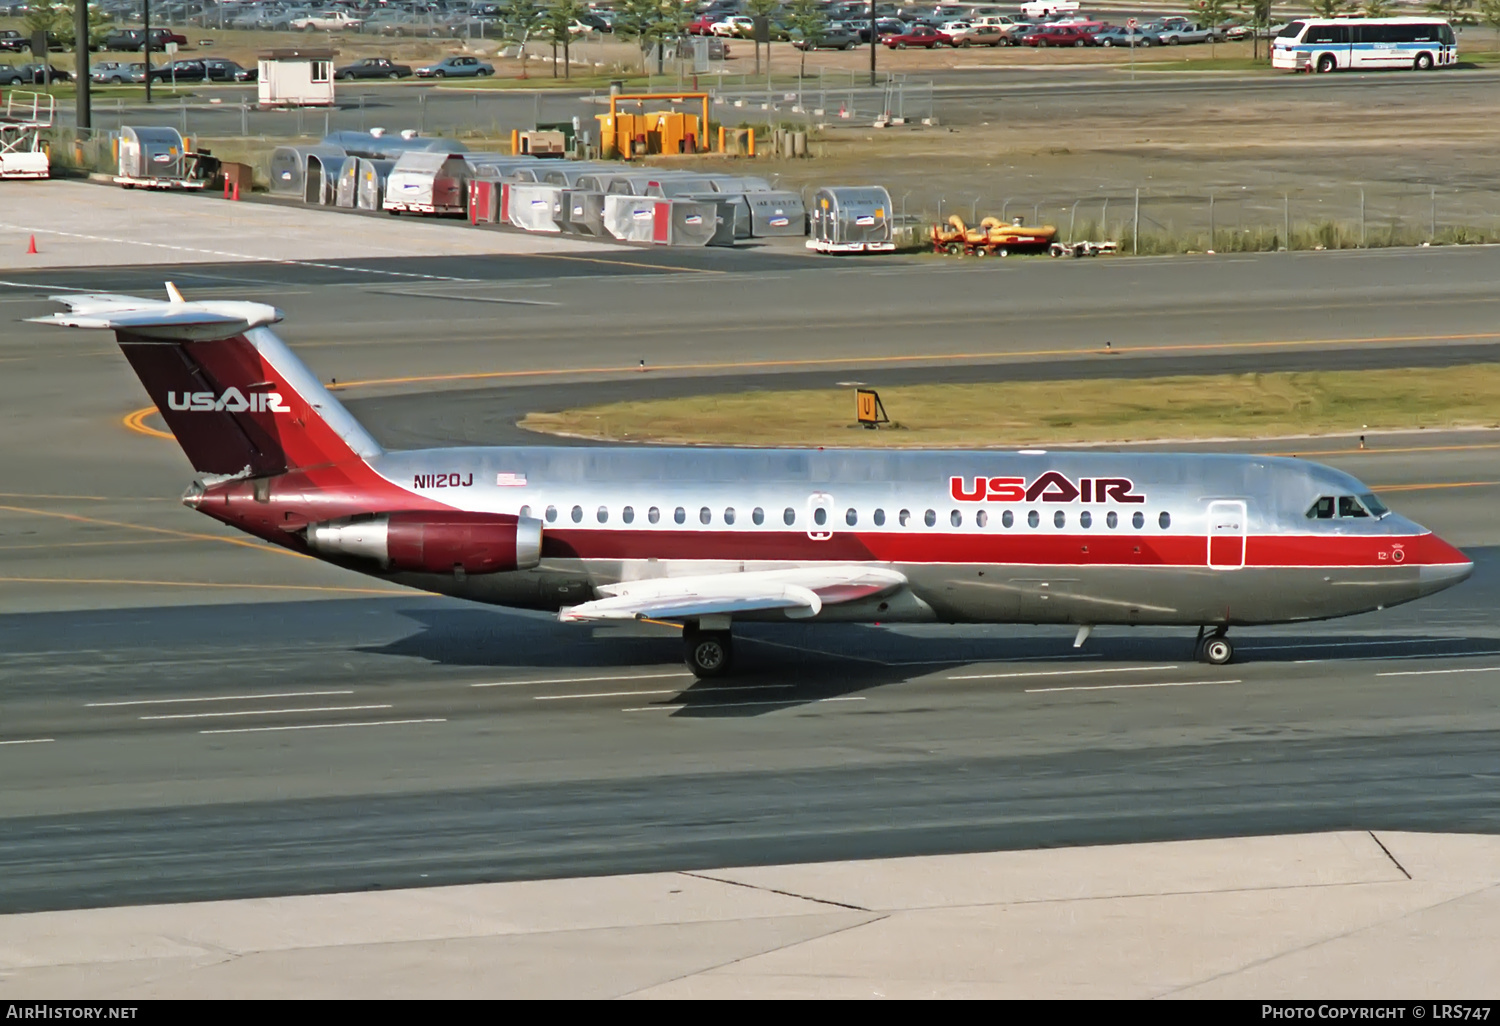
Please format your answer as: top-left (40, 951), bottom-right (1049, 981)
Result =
top-left (166, 389), bottom-right (292, 413)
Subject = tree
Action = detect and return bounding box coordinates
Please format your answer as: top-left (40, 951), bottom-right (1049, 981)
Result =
top-left (499, 0), bottom-right (547, 79)
top-left (1478, 0), bottom-right (1500, 50)
top-left (542, 0), bottom-right (585, 79)
top-left (615, 0), bottom-right (678, 73)
top-left (1426, 0), bottom-right (1474, 21)
top-left (784, 0), bottom-right (826, 77)
top-left (745, 0), bottom-right (781, 74)
top-left (1363, 0), bottom-right (1395, 16)
top-left (1309, 0), bottom-right (1351, 17)
top-left (50, 0), bottom-right (110, 50)
top-left (1237, 0), bottom-right (1273, 61)
top-left (1192, 0), bottom-right (1232, 56)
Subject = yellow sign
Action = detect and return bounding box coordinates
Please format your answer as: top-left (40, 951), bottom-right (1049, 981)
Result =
top-left (856, 388), bottom-right (889, 427)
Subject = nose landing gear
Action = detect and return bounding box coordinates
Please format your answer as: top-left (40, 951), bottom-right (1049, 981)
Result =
top-left (1193, 626), bottom-right (1234, 665)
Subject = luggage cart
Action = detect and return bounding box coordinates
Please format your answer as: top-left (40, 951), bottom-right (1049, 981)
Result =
top-left (0, 92), bottom-right (53, 180)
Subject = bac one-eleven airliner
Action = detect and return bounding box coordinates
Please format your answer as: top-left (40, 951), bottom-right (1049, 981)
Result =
top-left (34, 288), bottom-right (1473, 677)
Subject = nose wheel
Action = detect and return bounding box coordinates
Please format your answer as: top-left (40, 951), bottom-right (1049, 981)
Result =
top-left (1194, 627), bottom-right (1234, 665)
top-left (684, 627), bottom-right (733, 678)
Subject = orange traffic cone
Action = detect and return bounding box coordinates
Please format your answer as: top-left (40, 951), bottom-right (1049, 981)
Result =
top-left (26, 235), bottom-right (38, 255)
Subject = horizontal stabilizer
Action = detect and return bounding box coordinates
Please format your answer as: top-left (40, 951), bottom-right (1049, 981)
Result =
top-left (559, 566), bottom-right (907, 623)
top-left (27, 285), bottom-right (282, 341)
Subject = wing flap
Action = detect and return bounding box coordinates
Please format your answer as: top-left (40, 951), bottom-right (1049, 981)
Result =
top-left (559, 566), bottom-right (906, 623)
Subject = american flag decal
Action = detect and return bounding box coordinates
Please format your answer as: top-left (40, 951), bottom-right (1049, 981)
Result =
top-left (495, 473), bottom-right (528, 487)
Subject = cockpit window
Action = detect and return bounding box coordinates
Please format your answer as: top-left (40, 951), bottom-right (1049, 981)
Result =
top-left (1308, 494), bottom-right (1384, 520)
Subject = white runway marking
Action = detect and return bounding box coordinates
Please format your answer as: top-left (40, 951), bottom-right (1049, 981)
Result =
top-left (0, 738), bottom-right (54, 746)
top-left (1296, 649), bottom-right (1500, 665)
top-left (142, 704), bottom-right (393, 721)
top-left (1244, 639), bottom-right (1448, 652)
top-left (200, 718), bottom-right (447, 735)
top-left (88, 690), bottom-right (355, 708)
top-left (1027, 679), bottom-right (1240, 694)
top-left (623, 696), bottom-right (866, 712)
top-left (535, 684), bottom-right (793, 701)
top-left (947, 664), bottom-right (1179, 681)
top-left (1377, 666), bottom-right (1500, 677)
top-left (472, 672), bottom-right (693, 688)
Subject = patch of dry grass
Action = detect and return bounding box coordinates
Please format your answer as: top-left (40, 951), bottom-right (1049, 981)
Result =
top-left (521, 365), bottom-right (1500, 448)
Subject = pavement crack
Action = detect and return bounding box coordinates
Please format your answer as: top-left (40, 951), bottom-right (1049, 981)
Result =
top-left (1369, 830), bottom-right (1413, 880)
top-left (678, 870), bottom-right (873, 912)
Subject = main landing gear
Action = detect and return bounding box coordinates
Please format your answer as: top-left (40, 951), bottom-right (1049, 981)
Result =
top-left (1193, 626), bottom-right (1234, 666)
top-left (683, 626), bottom-right (734, 678)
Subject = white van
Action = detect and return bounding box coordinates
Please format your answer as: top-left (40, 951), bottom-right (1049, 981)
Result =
top-left (1019, 0), bottom-right (1079, 17)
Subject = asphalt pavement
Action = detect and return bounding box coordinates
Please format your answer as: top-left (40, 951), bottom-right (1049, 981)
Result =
top-left (0, 243), bottom-right (1497, 913)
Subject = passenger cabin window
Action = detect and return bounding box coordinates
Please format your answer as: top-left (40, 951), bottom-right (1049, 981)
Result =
top-left (1132, 511), bottom-right (1145, 529)
top-left (753, 507), bottom-right (764, 525)
top-left (784, 507), bottom-right (796, 525)
top-left (1079, 511), bottom-right (1092, 529)
top-left (1027, 510), bottom-right (1039, 528)
top-left (1053, 510), bottom-right (1066, 529)
top-left (674, 507), bottom-right (686, 525)
top-left (950, 510), bottom-right (962, 527)
top-left (623, 506), bottom-right (635, 524)
top-left (1158, 511), bottom-right (1171, 529)
top-left (724, 507), bottom-right (736, 525)
top-left (597, 506), bottom-right (608, 523)
top-left (1106, 511), bottom-right (1117, 529)
top-left (571, 505), bottom-right (583, 523)
top-left (874, 508), bottom-right (886, 526)
top-left (924, 509), bottom-right (936, 527)
top-left (545, 505), bottom-right (558, 522)
top-left (976, 510), bottom-right (988, 528)
top-left (846, 508), bottom-right (858, 526)
top-left (699, 506), bottom-right (712, 525)
top-left (899, 509), bottom-right (911, 526)
top-left (648, 506), bottom-right (660, 524)
top-left (519, 505), bottom-right (531, 519)
top-left (1002, 510), bottom-right (1014, 528)
top-left (814, 507), bottom-right (828, 526)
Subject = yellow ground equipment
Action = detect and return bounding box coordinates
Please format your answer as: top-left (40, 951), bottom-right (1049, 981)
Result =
top-left (930, 215), bottom-right (1059, 257)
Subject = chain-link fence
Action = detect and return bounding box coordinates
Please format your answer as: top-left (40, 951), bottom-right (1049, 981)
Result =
top-left (887, 186), bottom-right (1500, 252)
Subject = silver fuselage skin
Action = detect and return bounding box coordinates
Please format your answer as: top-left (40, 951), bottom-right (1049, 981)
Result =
top-left (355, 446), bottom-right (1473, 627)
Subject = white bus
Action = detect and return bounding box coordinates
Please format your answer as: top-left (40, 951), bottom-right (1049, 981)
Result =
top-left (1272, 18), bottom-right (1457, 73)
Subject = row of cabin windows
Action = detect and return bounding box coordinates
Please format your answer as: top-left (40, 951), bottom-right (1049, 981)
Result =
top-left (523, 504), bottom-right (1174, 531)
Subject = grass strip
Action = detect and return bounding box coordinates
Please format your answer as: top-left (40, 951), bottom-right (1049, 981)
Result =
top-left (520, 364), bottom-right (1500, 448)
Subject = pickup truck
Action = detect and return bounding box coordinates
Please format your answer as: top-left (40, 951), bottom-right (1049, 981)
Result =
top-left (292, 11), bottom-right (364, 31)
top-left (1019, 0), bottom-right (1078, 17)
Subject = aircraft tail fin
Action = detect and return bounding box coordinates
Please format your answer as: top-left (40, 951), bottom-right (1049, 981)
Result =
top-left (30, 285), bottom-right (383, 477)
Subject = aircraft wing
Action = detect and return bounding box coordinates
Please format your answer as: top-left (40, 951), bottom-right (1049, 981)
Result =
top-left (558, 566), bottom-right (908, 623)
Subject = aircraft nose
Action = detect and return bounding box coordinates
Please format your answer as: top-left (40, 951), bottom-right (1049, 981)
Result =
top-left (1419, 559), bottom-right (1474, 594)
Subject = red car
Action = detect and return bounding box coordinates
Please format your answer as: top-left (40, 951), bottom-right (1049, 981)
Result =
top-left (881, 25), bottom-right (942, 48)
top-left (688, 15), bottom-right (717, 35)
top-left (1021, 24), bottom-right (1098, 46)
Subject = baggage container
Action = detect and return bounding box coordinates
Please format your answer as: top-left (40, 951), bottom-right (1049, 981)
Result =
top-left (117, 125), bottom-right (189, 180)
top-left (603, 195), bottom-right (717, 247)
top-left (506, 182), bottom-right (566, 232)
top-left (746, 190), bottom-right (807, 237)
top-left (560, 189), bottom-right (607, 237)
top-left (355, 158), bottom-right (395, 211)
top-left (268, 143), bottom-right (346, 198)
top-left (469, 179), bottom-right (499, 223)
top-left (807, 186), bottom-right (895, 253)
top-left (383, 150), bottom-right (469, 215)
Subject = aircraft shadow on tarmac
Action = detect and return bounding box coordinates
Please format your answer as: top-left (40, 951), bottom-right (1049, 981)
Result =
top-left (369, 592), bottom-right (1500, 718)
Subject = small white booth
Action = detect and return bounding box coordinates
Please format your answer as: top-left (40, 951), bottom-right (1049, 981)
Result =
top-left (257, 48), bottom-right (337, 108)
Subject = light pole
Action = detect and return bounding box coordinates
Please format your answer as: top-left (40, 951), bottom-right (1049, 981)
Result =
top-left (868, 0), bottom-right (876, 87)
top-left (75, 0), bottom-right (91, 131)
top-left (144, 0), bottom-right (152, 104)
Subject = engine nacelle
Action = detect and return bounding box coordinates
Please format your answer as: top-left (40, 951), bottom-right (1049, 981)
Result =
top-left (306, 512), bottom-right (542, 575)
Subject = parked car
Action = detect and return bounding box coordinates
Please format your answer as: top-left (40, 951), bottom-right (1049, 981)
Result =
top-left (882, 24), bottom-right (941, 48)
top-left (292, 10), bottom-right (364, 31)
top-left (688, 15), bottom-right (717, 35)
top-left (847, 18), bottom-right (909, 44)
top-left (335, 56), bottom-right (413, 79)
top-left (1020, 24), bottom-right (1096, 46)
top-left (91, 60), bottom-right (147, 83)
top-left (0, 63), bottom-right (73, 84)
top-left (937, 21), bottom-right (1005, 46)
top-left (711, 16), bottom-right (752, 37)
top-left (794, 26), bottom-right (857, 50)
top-left (204, 58), bottom-right (256, 82)
top-left (148, 59), bottom-right (210, 82)
top-left (1019, 0), bottom-right (1078, 16)
top-left (1152, 21), bottom-right (1224, 45)
top-left (1090, 26), bottom-right (1159, 47)
top-left (0, 29), bottom-right (26, 54)
top-left (415, 55), bottom-right (493, 78)
top-left (102, 28), bottom-right (188, 51)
